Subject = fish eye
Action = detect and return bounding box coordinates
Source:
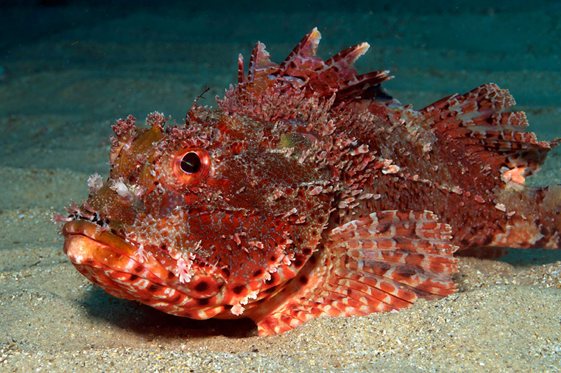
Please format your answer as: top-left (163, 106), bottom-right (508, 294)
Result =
top-left (171, 149), bottom-right (211, 186)
top-left (180, 152), bottom-right (201, 174)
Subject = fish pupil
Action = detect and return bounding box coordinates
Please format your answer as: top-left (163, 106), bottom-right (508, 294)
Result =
top-left (180, 152), bottom-right (201, 174)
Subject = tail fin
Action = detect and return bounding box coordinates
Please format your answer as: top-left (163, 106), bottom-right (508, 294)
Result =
top-left (421, 84), bottom-right (561, 250)
top-left (493, 185), bottom-right (561, 249)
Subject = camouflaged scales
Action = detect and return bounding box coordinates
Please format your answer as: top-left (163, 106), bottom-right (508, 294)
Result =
top-left (61, 28), bottom-right (561, 335)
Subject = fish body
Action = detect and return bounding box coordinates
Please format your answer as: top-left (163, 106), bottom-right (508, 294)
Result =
top-left (62, 28), bottom-right (561, 335)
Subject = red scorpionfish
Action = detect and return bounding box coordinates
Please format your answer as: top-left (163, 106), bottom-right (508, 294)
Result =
top-left (61, 28), bottom-right (561, 335)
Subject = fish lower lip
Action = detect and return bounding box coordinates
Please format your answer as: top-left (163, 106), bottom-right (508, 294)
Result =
top-left (63, 220), bottom-right (144, 275)
top-left (63, 221), bottom-right (227, 308)
top-left (62, 220), bottom-right (135, 257)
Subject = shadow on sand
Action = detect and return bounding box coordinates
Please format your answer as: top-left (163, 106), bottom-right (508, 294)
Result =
top-left (81, 287), bottom-right (258, 340)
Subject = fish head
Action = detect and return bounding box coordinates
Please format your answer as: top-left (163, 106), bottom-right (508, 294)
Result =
top-left (62, 109), bottom-right (335, 318)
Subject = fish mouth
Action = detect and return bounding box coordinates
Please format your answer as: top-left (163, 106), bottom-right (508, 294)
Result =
top-left (62, 220), bottom-right (232, 320)
top-left (62, 220), bottom-right (175, 285)
top-left (63, 220), bottom-right (135, 260)
top-left (62, 219), bottom-right (156, 304)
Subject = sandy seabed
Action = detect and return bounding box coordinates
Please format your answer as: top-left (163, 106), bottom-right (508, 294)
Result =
top-left (1, 2), bottom-right (561, 371)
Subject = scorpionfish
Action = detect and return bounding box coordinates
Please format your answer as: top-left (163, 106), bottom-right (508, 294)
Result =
top-left (61, 28), bottom-right (561, 335)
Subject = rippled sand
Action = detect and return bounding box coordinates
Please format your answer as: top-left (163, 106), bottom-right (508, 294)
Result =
top-left (1, 2), bottom-right (560, 371)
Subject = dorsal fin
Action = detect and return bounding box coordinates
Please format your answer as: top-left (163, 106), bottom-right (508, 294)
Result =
top-left (247, 41), bottom-right (276, 82)
top-left (280, 27), bottom-right (321, 69)
top-left (335, 70), bottom-right (392, 102)
top-left (237, 53), bottom-right (245, 84)
top-left (325, 42), bottom-right (370, 70)
top-left (219, 28), bottom-right (393, 120)
top-left (421, 83), bottom-right (558, 186)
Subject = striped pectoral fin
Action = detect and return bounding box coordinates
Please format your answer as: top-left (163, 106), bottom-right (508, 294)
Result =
top-left (252, 210), bottom-right (459, 336)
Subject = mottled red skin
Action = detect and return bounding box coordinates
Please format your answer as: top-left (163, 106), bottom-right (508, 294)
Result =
top-left (62, 28), bottom-right (560, 335)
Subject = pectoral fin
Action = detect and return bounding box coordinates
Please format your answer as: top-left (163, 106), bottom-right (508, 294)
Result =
top-left (251, 210), bottom-right (459, 335)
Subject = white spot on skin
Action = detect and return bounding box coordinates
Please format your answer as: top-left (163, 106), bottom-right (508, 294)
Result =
top-left (231, 303), bottom-right (245, 316)
top-left (110, 178), bottom-right (135, 200)
top-left (87, 173), bottom-right (103, 193)
top-left (263, 271), bottom-right (272, 283)
top-left (124, 256), bottom-right (138, 272)
top-left (382, 164), bottom-right (400, 174)
top-left (350, 144), bottom-right (369, 156)
top-left (247, 290), bottom-right (258, 301)
top-left (248, 240), bottom-right (264, 249)
top-left (271, 188), bottom-right (284, 200)
top-left (233, 233), bottom-right (242, 246)
top-left (451, 186), bottom-right (463, 195)
top-left (135, 279), bottom-right (150, 290)
top-left (134, 244), bottom-right (148, 264)
top-left (282, 208), bottom-right (298, 219)
top-left (282, 253), bottom-right (295, 266)
top-left (176, 253), bottom-right (196, 284)
top-left (309, 186), bottom-right (323, 195)
top-left (72, 255), bottom-right (84, 265)
top-left (495, 203), bottom-right (507, 212)
top-left (380, 159), bottom-right (400, 175)
top-left (230, 291), bottom-right (259, 316)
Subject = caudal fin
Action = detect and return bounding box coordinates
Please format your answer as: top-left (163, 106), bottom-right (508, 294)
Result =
top-left (419, 83), bottom-right (561, 250)
top-left (493, 185), bottom-right (561, 249)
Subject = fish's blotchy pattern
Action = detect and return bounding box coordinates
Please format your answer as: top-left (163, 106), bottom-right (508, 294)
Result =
top-left (60, 28), bottom-right (560, 335)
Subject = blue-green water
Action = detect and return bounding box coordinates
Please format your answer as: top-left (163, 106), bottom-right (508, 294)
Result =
top-left (2, 1), bottom-right (561, 172)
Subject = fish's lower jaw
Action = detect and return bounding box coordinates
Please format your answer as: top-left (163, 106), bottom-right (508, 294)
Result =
top-left (72, 260), bottom-right (237, 321)
top-left (63, 234), bottom-right (249, 321)
top-left (63, 224), bottom-right (267, 322)
top-left (64, 234), bottom-right (111, 266)
top-left (64, 233), bottom-right (138, 272)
